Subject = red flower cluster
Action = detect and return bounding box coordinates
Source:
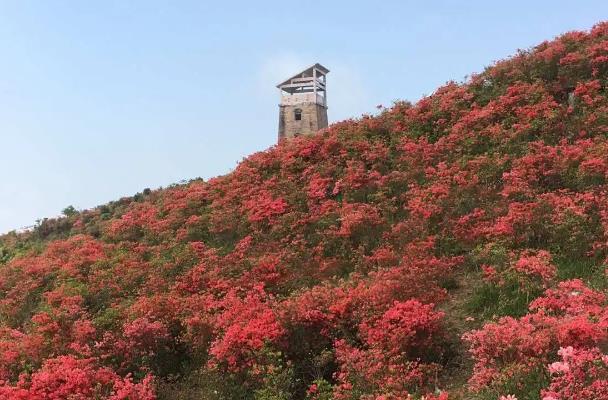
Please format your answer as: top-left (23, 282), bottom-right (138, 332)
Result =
top-left (0, 356), bottom-right (154, 400)
top-left (333, 300), bottom-right (444, 399)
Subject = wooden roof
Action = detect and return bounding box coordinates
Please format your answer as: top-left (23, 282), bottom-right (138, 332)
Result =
top-left (276, 63), bottom-right (330, 89)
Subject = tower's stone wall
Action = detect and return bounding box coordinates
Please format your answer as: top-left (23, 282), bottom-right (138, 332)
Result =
top-left (278, 102), bottom-right (328, 141)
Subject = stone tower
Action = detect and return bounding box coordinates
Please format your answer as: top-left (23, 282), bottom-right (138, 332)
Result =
top-left (277, 63), bottom-right (329, 141)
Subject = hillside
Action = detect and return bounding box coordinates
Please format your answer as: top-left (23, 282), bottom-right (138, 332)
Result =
top-left (3, 22), bottom-right (608, 400)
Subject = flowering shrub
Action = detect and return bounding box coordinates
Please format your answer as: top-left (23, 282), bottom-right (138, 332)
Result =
top-left (529, 279), bottom-right (606, 316)
top-left (333, 300), bottom-right (444, 399)
top-left (243, 190), bottom-right (288, 223)
top-left (0, 355), bottom-right (155, 399)
top-left (540, 346), bottom-right (608, 400)
top-left (464, 279), bottom-right (608, 396)
top-left (1, 21), bottom-right (608, 398)
top-left (360, 300), bottom-right (444, 357)
top-left (463, 314), bottom-right (553, 391)
top-left (209, 288), bottom-right (285, 372)
top-left (512, 250), bottom-right (556, 286)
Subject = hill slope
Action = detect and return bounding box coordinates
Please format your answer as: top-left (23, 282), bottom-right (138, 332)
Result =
top-left (4, 22), bottom-right (608, 400)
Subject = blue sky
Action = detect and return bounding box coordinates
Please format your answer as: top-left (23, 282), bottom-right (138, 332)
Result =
top-left (1, 1), bottom-right (607, 233)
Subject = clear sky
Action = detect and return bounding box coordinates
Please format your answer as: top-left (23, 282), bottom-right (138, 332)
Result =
top-left (1, 1), bottom-right (607, 233)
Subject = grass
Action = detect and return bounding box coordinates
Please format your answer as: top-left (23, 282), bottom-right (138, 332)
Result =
top-left (555, 257), bottom-right (607, 290)
top-left (466, 278), bottom-right (540, 320)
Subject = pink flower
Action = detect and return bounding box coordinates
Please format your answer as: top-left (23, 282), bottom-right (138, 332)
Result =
top-left (307, 383), bottom-right (318, 394)
top-left (558, 346), bottom-right (575, 360)
top-left (548, 361), bottom-right (570, 375)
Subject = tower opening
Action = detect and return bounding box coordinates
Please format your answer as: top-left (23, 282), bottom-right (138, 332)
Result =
top-left (294, 108), bottom-right (302, 121)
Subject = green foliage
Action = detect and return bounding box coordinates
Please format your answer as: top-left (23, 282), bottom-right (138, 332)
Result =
top-left (253, 366), bottom-right (295, 400)
top-left (92, 307), bottom-right (121, 331)
top-left (156, 369), bottom-right (252, 400)
top-left (0, 247), bottom-right (12, 264)
top-left (556, 257), bottom-right (608, 290)
top-left (472, 367), bottom-right (549, 400)
top-left (62, 205), bottom-right (78, 217)
top-left (305, 379), bottom-right (334, 400)
top-left (466, 278), bottom-right (540, 319)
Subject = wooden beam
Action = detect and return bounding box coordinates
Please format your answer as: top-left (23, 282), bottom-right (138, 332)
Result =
top-left (313, 67), bottom-right (317, 99)
top-left (279, 81), bottom-right (325, 89)
top-left (279, 83), bottom-right (323, 90)
top-left (291, 77), bottom-right (316, 83)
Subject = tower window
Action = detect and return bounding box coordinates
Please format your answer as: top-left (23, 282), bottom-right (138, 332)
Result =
top-left (294, 108), bottom-right (302, 121)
